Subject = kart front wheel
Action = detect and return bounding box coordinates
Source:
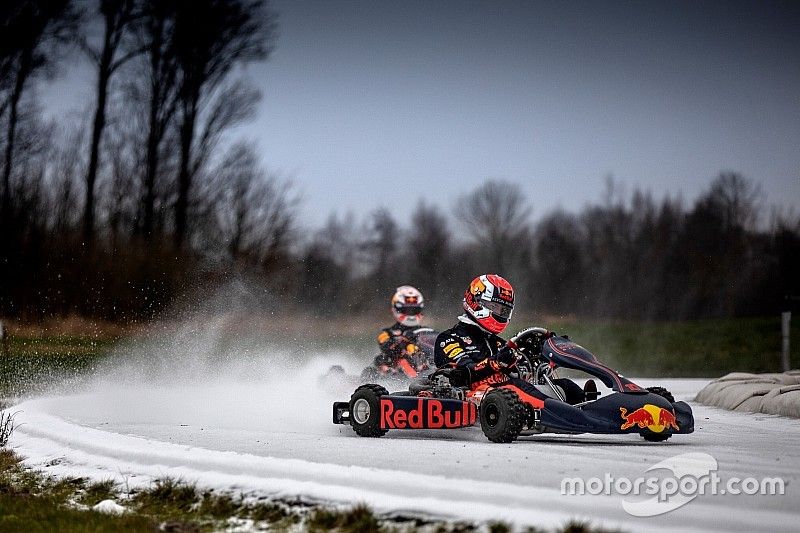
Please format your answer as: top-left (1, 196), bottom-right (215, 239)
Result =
top-left (641, 429), bottom-right (672, 442)
top-left (349, 384), bottom-right (389, 437)
top-left (480, 388), bottom-right (527, 443)
top-left (641, 386), bottom-right (675, 442)
top-left (646, 386), bottom-right (675, 403)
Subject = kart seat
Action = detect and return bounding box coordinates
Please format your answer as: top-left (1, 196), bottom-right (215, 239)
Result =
top-left (535, 383), bottom-right (566, 401)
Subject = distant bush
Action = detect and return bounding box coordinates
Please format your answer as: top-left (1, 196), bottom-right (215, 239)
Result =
top-left (0, 410), bottom-right (17, 448)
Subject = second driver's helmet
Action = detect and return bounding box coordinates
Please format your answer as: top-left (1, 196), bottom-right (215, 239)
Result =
top-left (391, 285), bottom-right (425, 326)
top-left (463, 274), bottom-right (514, 334)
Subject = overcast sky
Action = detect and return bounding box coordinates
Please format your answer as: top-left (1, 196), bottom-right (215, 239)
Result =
top-left (46, 0), bottom-right (800, 230)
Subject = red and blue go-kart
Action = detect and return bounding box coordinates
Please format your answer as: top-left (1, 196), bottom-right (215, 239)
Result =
top-left (332, 333), bottom-right (694, 443)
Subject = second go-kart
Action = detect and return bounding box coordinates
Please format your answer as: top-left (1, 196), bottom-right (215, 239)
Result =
top-left (322, 327), bottom-right (438, 389)
top-left (333, 333), bottom-right (694, 443)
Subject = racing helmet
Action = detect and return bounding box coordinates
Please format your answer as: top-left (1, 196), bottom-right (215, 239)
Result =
top-left (463, 274), bottom-right (514, 334)
top-left (391, 285), bottom-right (425, 326)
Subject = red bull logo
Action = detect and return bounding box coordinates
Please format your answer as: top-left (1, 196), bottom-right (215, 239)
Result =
top-left (658, 408), bottom-right (680, 431)
top-left (380, 398), bottom-right (477, 430)
top-left (620, 404), bottom-right (680, 433)
top-left (470, 278), bottom-right (486, 296)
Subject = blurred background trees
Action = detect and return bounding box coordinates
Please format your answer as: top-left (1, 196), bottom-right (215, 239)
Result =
top-left (0, 0), bottom-right (798, 324)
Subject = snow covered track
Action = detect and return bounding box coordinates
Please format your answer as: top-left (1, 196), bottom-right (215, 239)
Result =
top-left (9, 377), bottom-right (800, 532)
top-left (13, 407), bottom-right (581, 528)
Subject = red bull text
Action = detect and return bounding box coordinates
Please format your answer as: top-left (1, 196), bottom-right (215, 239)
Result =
top-left (380, 397), bottom-right (477, 430)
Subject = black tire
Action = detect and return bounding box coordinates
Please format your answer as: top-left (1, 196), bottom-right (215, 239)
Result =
top-left (641, 386), bottom-right (675, 442)
top-left (349, 384), bottom-right (389, 437)
top-left (480, 388), bottom-right (527, 443)
top-left (641, 429), bottom-right (672, 442)
top-left (646, 386), bottom-right (675, 403)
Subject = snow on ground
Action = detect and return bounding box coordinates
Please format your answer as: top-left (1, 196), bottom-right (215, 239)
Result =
top-left (7, 320), bottom-right (800, 532)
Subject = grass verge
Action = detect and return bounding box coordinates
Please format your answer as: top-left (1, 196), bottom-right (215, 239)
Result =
top-left (542, 315), bottom-right (800, 376)
top-left (0, 315), bottom-right (796, 397)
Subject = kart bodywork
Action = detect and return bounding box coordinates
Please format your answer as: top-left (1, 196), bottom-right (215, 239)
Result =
top-left (333, 334), bottom-right (695, 442)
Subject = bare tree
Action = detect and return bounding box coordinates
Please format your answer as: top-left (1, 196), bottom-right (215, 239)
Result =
top-left (171, 0), bottom-right (276, 248)
top-left (47, 124), bottom-right (85, 236)
top-left (211, 141), bottom-right (297, 269)
top-left (100, 120), bottom-right (140, 248)
top-left (80, 0), bottom-right (141, 244)
top-left (135, 0), bottom-right (179, 239)
top-left (298, 212), bottom-right (360, 311)
top-left (680, 172), bottom-right (765, 316)
top-left (531, 209), bottom-right (584, 315)
top-left (312, 212), bottom-right (361, 274)
top-left (1, 0), bottom-right (79, 225)
top-left (456, 180), bottom-right (530, 271)
top-left (702, 171), bottom-right (763, 233)
top-left (407, 201), bottom-right (450, 302)
top-left (362, 208), bottom-right (400, 288)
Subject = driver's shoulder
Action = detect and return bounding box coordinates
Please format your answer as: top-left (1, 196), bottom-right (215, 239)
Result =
top-left (435, 322), bottom-right (462, 341)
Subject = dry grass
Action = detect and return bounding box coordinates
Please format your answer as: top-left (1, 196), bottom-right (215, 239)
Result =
top-left (0, 410), bottom-right (18, 447)
top-left (3, 314), bottom-right (136, 339)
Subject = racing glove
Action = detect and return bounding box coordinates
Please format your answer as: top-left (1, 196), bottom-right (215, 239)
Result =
top-left (507, 327), bottom-right (552, 356)
top-left (494, 347), bottom-right (519, 372)
top-left (431, 365), bottom-right (470, 387)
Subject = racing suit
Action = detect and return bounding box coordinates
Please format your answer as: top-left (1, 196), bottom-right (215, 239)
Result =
top-left (434, 316), bottom-right (584, 404)
top-left (374, 322), bottom-right (427, 370)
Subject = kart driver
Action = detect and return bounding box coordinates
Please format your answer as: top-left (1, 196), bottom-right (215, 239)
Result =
top-left (373, 286), bottom-right (430, 373)
top-left (433, 274), bottom-right (586, 405)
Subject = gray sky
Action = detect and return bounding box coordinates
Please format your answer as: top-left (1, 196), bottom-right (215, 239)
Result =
top-left (46, 0), bottom-right (800, 229)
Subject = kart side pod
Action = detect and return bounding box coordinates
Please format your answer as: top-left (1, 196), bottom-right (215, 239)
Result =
top-left (334, 393), bottom-right (477, 434)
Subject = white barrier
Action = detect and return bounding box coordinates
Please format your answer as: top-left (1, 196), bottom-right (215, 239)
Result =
top-left (782, 311), bottom-right (792, 372)
top-left (696, 371), bottom-right (800, 418)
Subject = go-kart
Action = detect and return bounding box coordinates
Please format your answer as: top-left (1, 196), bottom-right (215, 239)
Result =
top-left (322, 327), bottom-right (438, 388)
top-left (332, 333), bottom-right (694, 443)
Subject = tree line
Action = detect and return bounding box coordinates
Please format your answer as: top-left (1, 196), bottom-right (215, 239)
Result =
top-left (1, 0), bottom-right (282, 319)
top-left (298, 174), bottom-right (799, 322)
top-left (1, 1), bottom-right (798, 323)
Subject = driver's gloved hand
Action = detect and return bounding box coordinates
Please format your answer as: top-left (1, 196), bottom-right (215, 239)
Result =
top-left (494, 348), bottom-right (519, 371)
top-left (507, 327), bottom-right (551, 355)
top-left (431, 365), bottom-right (469, 386)
top-left (449, 366), bottom-right (470, 385)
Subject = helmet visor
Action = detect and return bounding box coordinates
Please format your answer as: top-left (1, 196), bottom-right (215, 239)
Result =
top-left (484, 300), bottom-right (513, 321)
top-left (395, 305), bottom-right (423, 316)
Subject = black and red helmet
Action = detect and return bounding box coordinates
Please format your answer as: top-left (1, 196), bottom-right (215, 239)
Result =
top-left (463, 274), bottom-right (514, 334)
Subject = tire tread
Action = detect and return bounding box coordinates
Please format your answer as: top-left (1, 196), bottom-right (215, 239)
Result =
top-left (480, 388), bottom-right (527, 443)
top-left (350, 384), bottom-right (389, 437)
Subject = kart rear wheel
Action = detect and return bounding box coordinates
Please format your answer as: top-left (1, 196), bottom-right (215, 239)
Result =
top-left (480, 388), bottom-right (527, 443)
top-left (349, 384), bottom-right (389, 437)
